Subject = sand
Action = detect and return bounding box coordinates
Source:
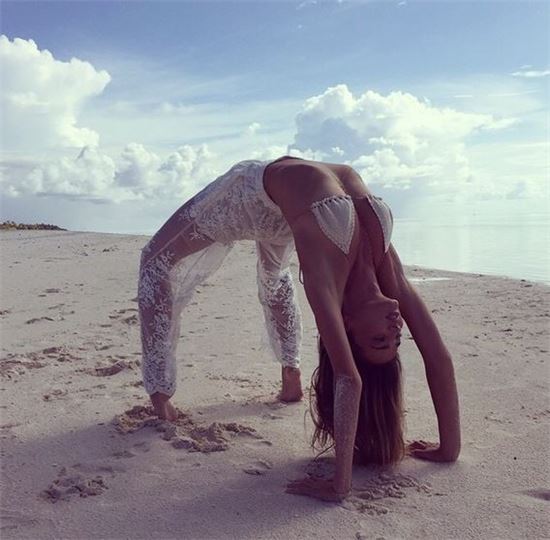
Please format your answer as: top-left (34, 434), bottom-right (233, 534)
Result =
top-left (0, 230), bottom-right (548, 539)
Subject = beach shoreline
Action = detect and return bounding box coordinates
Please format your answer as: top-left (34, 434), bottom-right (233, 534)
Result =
top-left (1, 230), bottom-right (548, 539)
top-left (2, 228), bottom-right (548, 285)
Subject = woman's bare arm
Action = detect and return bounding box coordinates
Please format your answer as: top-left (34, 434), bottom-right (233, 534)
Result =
top-left (290, 220), bottom-right (361, 497)
top-left (378, 246), bottom-right (461, 460)
top-left (399, 282), bottom-right (461, 460)
top-left (302, 273), bottom-right (362, 494)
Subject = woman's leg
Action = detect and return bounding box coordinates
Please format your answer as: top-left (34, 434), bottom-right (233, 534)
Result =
top-left (138, 199), bottom-right (232, 417)
top-left (255, 240), bottom-right (303, 401)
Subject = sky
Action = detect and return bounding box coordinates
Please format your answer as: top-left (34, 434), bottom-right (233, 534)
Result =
top-left (0, 0), bottom-right (549, 235)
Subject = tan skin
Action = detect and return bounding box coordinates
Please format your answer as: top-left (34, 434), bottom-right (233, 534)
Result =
top-left (151, 156), bottom-right (461, 501)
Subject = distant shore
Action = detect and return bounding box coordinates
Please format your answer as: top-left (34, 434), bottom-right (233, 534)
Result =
top-left (0, 220), bottom-right (67, 231)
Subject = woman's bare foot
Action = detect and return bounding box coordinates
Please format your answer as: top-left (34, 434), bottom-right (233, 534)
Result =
top-left (150, 392), bottom-right (178, 421)
top-left (279, 366), bottom-right (303, 402)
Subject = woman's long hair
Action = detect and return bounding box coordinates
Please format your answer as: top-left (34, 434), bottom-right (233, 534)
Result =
top-left (309, 332), bottom-right (405, 465)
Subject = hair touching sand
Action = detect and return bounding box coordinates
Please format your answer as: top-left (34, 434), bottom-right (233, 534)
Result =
top-left (309, 332), bottom-right (405, 466)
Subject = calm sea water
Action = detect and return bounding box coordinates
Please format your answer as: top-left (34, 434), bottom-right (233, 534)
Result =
top-left (391, 200), bottom-right (550, 284)
top-left (109, 197), bottom-right (549, 284)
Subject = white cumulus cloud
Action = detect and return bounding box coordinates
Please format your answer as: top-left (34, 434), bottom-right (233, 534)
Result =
top-left (0, 37), bottom-right (541, 206)
top-left (0, 35), bottom-right (110, 151)
top-left (289, 84), bottom-right (516, 195)
top-left (9, 143), bottom-right (219, 203)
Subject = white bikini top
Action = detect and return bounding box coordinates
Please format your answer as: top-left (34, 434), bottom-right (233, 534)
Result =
top-left (273, 156), bottom-right (393, 254)
top-left (310, 193), bottom-right (393, 255)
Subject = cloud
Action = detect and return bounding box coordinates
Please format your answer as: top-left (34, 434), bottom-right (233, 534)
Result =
top-left (466, 141), bottom-right (549, 201)
top-left (3, 80), bottom-right (535, 203)
top-left (5, 144), bottom-right (220, 203)
top-left (0, 36), bottom-right (543, 206)
top-left (0, 35), bottom-right (111, 151)
top-left (511, 68), bottom-right (550, 78)
top-left (0, 36), bottom-right (223, 203)
top-left (296, 0), bottom-right (317, 10)
top-left (244, 122), bottom-right (261, 136)
top-left (288, 84), bottom-right (520, 196)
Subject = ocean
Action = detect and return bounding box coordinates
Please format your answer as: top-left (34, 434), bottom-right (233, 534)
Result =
top-left (391, 199), bottom-right (549, 284)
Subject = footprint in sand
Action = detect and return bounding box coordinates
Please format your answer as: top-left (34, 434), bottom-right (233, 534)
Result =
top-left (342, 473), bottom-right (432, 515)
top-left (113, 404), bottom-right (265, 453)
top-left (0, 354), bottom-right (47, 379)
top-left (41, 463), bottom-right (120, 503)
top-left (305, 458), bottom-right (433, 515)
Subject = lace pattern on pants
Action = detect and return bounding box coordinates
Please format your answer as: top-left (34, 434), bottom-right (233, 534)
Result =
top-left (256, 241), bottom-right (302, 368)
top-left (137, 159), bottom-right (301, 396)
top-left (138, 242), bottom-right (233, 396)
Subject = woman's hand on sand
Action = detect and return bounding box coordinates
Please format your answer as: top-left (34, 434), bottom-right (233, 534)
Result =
top-left (150, 392), bottom-right (178, 422)
top-left (408, 440), bottom-right (457, 462)
top-left (285, 477), bottom-right (348, 502)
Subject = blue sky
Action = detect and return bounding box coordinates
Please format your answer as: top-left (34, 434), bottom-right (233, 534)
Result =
top-left (1, 0), bottom-right (548, 234)
top-left (4, 1), bottom-right (548, 99)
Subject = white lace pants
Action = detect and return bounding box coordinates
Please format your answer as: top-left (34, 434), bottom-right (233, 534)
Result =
top-left (137, 202), bottom-right (302, 397)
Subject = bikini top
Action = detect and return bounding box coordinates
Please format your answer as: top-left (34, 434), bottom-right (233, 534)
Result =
top-left (273, 156), bottom-right (393, 254)
top-left (293, 193), bottom-right (393, 286)
top-left (309, 193), bottom-right (393, 255)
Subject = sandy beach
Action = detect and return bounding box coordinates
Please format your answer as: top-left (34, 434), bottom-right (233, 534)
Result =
top-left (0, 230), bottom-right (548, 540)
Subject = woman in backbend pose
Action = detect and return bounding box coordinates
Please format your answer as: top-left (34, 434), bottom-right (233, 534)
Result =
top-left (137, 155), bottom-right (461, 501)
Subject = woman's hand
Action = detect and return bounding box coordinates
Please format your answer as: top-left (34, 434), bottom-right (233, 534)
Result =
top-left (407, 440), bottom-right (458, 462)
top-left (285, 477), bottom-right (348, 502)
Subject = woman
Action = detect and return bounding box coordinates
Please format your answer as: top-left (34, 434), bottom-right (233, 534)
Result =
top-left (137, 155), bottom-right (461, 502)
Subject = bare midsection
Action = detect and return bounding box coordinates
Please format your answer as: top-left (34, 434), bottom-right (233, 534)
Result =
top-left (263, 158), bottom-right (370, 223)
